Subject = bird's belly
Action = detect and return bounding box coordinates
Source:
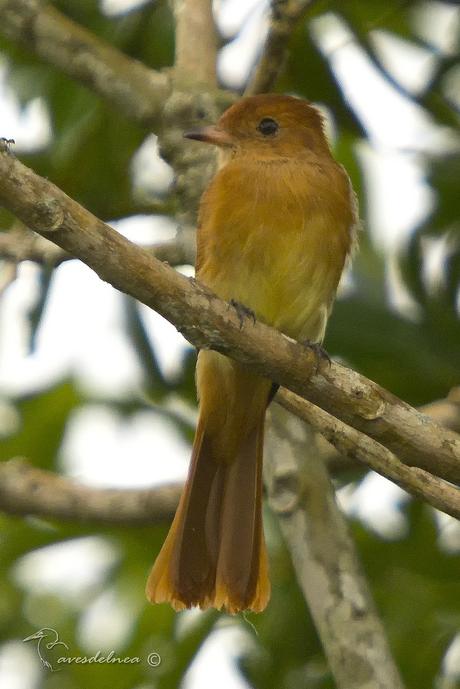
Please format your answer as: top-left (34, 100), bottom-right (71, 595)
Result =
top-left (198, 218), bottom-right (346, 343)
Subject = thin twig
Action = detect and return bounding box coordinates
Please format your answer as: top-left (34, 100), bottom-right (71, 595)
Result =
top-left (0, 229), bottom-right (70, 266)
top-left (265, 407), bottom-right (406, 689)
top-left (0, 146), bottom-right (459, 485)
top-left (0, 458), bottom-right (180, 525)
top-left (245, 0), bottom-right (317, 96)
top-left (277, 389), bottom-right (460, 520)
top-left (0, 228), bottom-right (196, 268)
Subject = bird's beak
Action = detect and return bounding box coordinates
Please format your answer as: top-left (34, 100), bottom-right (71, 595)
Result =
top-left (23, 632), bottom-right (41, 642)
top-left (184, 126), bottom-right (234, 148)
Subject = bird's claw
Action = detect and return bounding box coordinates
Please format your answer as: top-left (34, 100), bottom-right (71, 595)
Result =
top-left (229, 299), bottom-right (256, 329)
top-left (301, 340), bottom-right (331, 374)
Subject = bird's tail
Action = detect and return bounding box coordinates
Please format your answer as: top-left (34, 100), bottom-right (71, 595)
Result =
top-left (146, 353), bottom-right (271, 613)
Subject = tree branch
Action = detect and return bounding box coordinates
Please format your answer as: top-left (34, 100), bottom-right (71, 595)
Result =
top-left (2, 226), bottom-right (458, 480)
top-left (0, 392), bottom-right (458, 526)
top-left (0, 0), bottom-right (171, 129)
top-left (277, 389), bottom-right (460, 520)
top-left (420, 387), bottom-right (460, 434)
top-left (265, 407), bottom-right (406, 689)
top-left (0, 0), bottom-right (235, 215)
top-left (245, 0), bottom-right (317, 96)
top-left (0, 226), bottom-right (196, 268)
top-left (0, 145), bottom-right (459, 487)
top-left (0, 458), bottom-right (180, 525)
top-left (173, 0), bottom-right (217, 86)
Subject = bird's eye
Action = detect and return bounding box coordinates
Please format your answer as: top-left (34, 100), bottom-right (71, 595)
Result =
top-left (257, 118), bottom-right (279, 136)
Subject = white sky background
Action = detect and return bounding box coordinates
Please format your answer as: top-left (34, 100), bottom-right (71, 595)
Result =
top-left (0, 1), bottom-right (460, 687)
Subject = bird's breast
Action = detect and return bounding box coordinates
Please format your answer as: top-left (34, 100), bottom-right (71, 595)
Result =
top-left (196, 157), bottom-right (356, 341)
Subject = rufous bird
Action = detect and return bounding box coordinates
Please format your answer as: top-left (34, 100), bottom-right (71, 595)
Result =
top-left (146, 93), bottom-right (357, 613)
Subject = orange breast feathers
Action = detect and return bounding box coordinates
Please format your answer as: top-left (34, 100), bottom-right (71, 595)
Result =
top-left (146, 94), bottom-right (357, 615)
top-left (197, 151), bottom-right (355, 342)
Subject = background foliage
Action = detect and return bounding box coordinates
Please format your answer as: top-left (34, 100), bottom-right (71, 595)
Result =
top-left (0, 1), bottom-right (459, 688)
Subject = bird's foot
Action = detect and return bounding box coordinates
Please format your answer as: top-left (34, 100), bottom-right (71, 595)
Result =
top-left (301, 340), bottom-right (331, 373)
top-left (229, 299), bottom-right (256, 330)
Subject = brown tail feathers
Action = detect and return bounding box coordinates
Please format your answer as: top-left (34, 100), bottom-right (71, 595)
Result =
top-left (146, 354), bottom-right (271, 613)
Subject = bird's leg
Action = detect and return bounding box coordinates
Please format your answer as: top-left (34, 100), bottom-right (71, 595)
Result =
top-left (229, 299), bottom-right (257, 329)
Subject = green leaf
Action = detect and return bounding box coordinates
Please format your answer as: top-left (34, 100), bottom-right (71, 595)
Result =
top-left (0, 382), bottom-right (81, 469)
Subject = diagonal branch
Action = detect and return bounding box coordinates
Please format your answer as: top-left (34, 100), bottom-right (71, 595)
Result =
top-left (265, 407), bottom-right (406, 689)
top-left (0, 226), bottom-right (196, 268)
top-left (2, 226), bottom-right (459, 459)
top-left (0, 458), bottom-right (180, 525)
top-left (245, 0), bottom-right (317, 96)
top-left (277, 389), bottom-right (460, 520)
top-left (0, 396), bottom-right (457, 525)
top-left (0, 0), bottom-right (170, 129)
top-left (0, 144), bottom-right (459, 487)
top-left (3, 228), bottom-right (458, 445)
top-left (0, 0), bottom-right (234, 215)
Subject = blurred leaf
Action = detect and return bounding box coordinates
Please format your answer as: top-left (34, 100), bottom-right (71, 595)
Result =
top-left (277, 20), bottom-right (364, 138)
top-left (427, 154), bottom-right (460, 230)
top-left (336, 1), bottom-right (460, 129)
top-left (328, 295), bottom-right (460, 406)
top-left (352, 503), bottom-right (460, 688)
top-left (54, 0), bottom-right (174, 70)
top-left (0, 382), bottom-right (81, 468)
top-left (0, 1), bottom-right (459, 687)
top-left (0, 0), bottom-right (175, 221)
top-left (334, 0), bottom-right (419, 42)
top-left (400, 152), bottom-right (460, 320)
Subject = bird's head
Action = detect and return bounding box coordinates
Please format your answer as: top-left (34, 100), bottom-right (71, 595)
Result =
top-left (184, 94), bottom-right (330, 160)
top-left (23, 627), bottom-right (57, 643)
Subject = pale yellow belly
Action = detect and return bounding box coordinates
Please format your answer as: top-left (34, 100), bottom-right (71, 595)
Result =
top-left (197, 213), bottom-right (346, 343)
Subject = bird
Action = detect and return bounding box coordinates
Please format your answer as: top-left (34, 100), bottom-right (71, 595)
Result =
top-left (146, 93), bottom-right (357, 614)
top-left (23, 627), bottom-right (69, 671)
